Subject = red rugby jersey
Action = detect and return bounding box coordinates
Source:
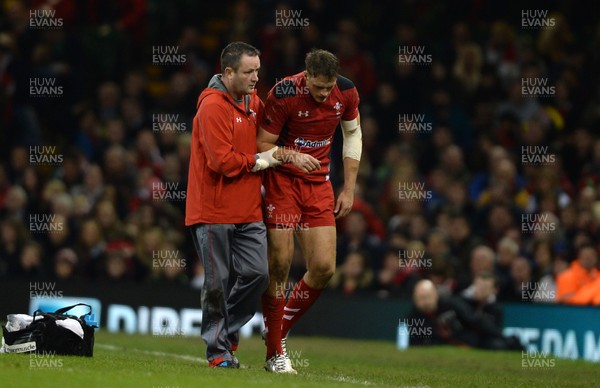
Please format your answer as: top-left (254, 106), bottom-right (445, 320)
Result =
top-left (261, 72), bottom-right (359, 182)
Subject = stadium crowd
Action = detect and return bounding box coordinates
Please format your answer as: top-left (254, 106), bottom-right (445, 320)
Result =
top-left (1, 0), bottom-right (600, 305)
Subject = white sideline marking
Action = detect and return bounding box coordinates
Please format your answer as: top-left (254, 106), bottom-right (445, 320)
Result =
top-left (305, 372), bottom-right (377, 386)
top-left (98, 343), bottom-right (375, 384)
top-left (96, 343), bottom-right (207, 364)
top-left (327, 375), bottom-right (378, 386)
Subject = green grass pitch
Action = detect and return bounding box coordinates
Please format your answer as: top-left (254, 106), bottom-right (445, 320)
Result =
top-left (0, 331), bottom-right (597, 387)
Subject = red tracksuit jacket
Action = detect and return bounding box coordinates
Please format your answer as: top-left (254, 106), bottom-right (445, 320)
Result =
top-left (185, 74), bottom-right (263, 225)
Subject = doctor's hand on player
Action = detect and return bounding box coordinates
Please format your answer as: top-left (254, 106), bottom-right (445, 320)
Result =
top-left (273, 147), bottom-right (321, 174)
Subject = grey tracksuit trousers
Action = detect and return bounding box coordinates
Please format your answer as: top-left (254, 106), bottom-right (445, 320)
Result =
top-left (190, 222), bottom-right (269, 362)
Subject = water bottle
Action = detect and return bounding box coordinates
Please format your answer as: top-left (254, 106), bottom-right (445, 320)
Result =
top-left (397, 321), bottom-right (409, 350)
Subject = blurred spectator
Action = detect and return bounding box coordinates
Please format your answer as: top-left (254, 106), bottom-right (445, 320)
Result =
top-left (135, 227), bottom-right (163, 271)
top-left (456, 245), bottom-right (495, 292)
top-left (42, 213), bottom-right (72, 259)
top-left (453, 43), bottom-right (483, 95)
top-left (335, 26), bottom-right (376, 98)
top-left (2, 185), bottom-right (28, 221)
top-left (152, 241), bottom-right (187, 284)
top-left (97, 239), bottom-right (135, 281)
top-left (97, 82), bottom-right (121, 122)
top-left (530, 240), bottom-right (554, 281)
top-left (102, 249), bottom-right (131, 282)
top-left (71, 164), bottom-right (105, 208)
top-left (460, 272), bottom-right (502, 327)
top-left (376, 249), bottom-right (420, 298)
top-left (329, 251), bottom-right (374, 295)
top-left (408, 279), bottom-right (519, 350)
top-left (423, 230), bottom-right (457, 297)
top-left (336, 211), bottom-right (382, 266)
top-left (0, 218), bottom-right (27, 278)
top-left (484, 22), bottom-right (518, 84)
top-left (499, 257), bottom-right (534, 303)
top-left (14, 241), bottom-right (46, 279)
top-left (495, 237), bottom-right (520, 292)
top-left (54, 248), bottom-right (78, 281)
top-left (76, 219), bottom-right (106, 278)
top-left (95, 200), bottom-right (124, 241)
top-left (556, 244), bottom-right (600, 305)
top-left (534, 255), bottom-right (568, 303)
top-left (447, 212), bottom-right (482, 272)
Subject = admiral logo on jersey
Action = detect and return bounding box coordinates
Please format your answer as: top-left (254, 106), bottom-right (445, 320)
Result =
top-left (294, 137), bottom-right (331, 148)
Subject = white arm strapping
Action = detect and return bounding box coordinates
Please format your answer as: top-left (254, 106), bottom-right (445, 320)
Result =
top-left (340, 117), bottom-right (362, 161)
top-left (251, 146), bottom-right (281, 172)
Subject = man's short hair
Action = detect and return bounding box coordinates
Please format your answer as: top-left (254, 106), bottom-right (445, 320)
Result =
top-left (305, 49), bottom-right (339, 79)
top-left (220, 42), bottom-right (260, 72)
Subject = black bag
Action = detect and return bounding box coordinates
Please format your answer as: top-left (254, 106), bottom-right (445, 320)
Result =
top-left (2, 303), bottom-right (96, 357)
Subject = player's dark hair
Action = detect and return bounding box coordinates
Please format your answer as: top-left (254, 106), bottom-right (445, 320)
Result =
top-left (305, 49), bottom-right (339, 79)
top-left (220, 42), bottom-right (260, 72)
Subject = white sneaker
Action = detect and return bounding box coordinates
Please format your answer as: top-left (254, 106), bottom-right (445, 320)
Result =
top-left (264, 354), bottom-right (297, 374)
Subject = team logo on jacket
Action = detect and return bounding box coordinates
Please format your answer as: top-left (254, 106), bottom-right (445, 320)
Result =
top-left (298, 110), bottom-right (309, 117)
top-left (294, 137), bottom-right (331, 148)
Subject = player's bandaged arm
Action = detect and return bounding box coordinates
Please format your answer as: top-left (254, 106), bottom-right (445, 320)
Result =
top-left (340, 115), bottom-right (362, 161)
top-left (340, 115), bottom-right (362, 193)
